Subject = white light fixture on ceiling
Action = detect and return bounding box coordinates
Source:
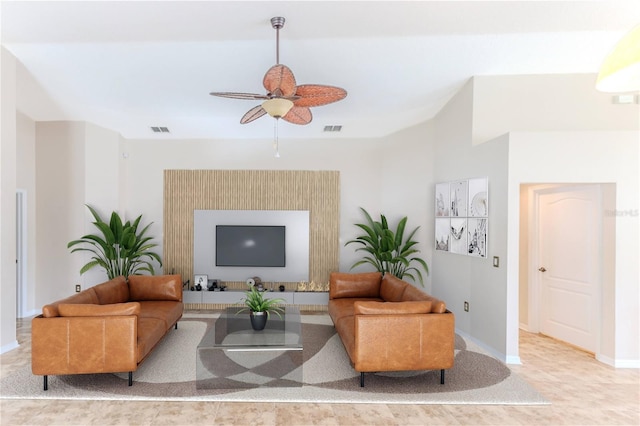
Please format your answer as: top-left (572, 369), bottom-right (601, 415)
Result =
top-left (261, 98), bottom-right (294, 118)
top-left (596, 24), bottom-right (640, 93)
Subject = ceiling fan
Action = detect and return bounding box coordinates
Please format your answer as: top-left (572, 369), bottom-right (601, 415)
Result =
top-left (210, 17), bottom-right (347, 126)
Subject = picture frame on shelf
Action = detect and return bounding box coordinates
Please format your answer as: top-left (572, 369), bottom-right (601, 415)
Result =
top-left (194, 274), bottom-right (207, 291)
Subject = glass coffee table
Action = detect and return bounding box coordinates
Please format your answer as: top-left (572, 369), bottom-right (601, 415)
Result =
top-left (196, 306), bottom-right (303, 389)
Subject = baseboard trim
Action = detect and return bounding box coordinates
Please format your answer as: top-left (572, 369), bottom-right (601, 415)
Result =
top-left (19, 308), bottom-right (39, 319)
top-left (455, 329), bottom-right (521, 364)
top-left (0, 340), bottom-right (19, 355)
top-left (596, 353), bottom-right (639, 368)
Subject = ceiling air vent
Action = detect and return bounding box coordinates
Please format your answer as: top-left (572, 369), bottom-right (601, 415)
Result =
top-left (151, 126), bottom-right (170, 133)
top-left (323, 125), bottom-right (342, 132)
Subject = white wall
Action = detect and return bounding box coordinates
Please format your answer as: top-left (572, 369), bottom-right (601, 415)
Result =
top-left (32, 121), bottom-right (122, 309)
top-left (1, 47), bottom-right (18, 352)
top-left (81, 122), bottom-right (122, 286)
top-left (472, 74), bottom-right (639, 145)
top-left (379, 120), bottom-right (435, 290)
top-left (121, 137), bottom-right (390, 276)
top-left (431, 79), bottom-right (513, 361)
top-left (16, 111), bottom-right (37, 317)
top-left (34, 121), bottom-right (87, 306)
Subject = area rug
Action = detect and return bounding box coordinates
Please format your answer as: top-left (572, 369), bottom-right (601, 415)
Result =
top-left (0, 313), bottom-right (547, 405)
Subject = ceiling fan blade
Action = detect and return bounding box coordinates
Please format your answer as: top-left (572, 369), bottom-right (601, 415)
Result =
top-left (282, 106), bottom-right (312, 125)
top-left (293, 85), bottom-right (347, 108)
top-left (240, 105), bottom-right (267, 124)
top-left (263, 64), bottom-right (297, 97)
top-left (210, 92), bottom-right (269, 100)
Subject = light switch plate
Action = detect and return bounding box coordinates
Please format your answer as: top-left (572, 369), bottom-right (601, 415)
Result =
top-left (493, 256), bottom-right (499, 268)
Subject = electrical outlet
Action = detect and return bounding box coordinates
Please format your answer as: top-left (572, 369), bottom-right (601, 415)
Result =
top-left (75, 284), bottom-right (81, 293)
top-left (464, 301), bottom-right (469, 312)
top-left (493, 256), bottom-right (500, 268)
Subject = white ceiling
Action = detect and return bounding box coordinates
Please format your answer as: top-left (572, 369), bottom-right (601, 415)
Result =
top-left (2, 1), bottom-right (639, 140)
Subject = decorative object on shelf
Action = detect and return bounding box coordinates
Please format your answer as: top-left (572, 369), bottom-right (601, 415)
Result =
top-left (322, 282), bottom-right (330, 292)
top-left (207, 279), bottom-right (218, 291)
top-left (194, 274), bottom-right (207, 292)
top-left (237, 284), bottom-right (285, 331)
top-left (279, 285), bottom-right (286, 292)
top-left (434, 177), bottom-right (488, 258)
top-left (345, 207), bottom-right (429, 287)
top-left (246, 277), bottom-right (256, 287)
top-left (209, 16), bottom-right (347, 157)
top-left (296, 281), bottom-right (308, 291)
top-left (67, 204), bottom-right (162, 279)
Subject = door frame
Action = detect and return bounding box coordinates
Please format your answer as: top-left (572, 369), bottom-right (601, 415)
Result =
top-left (527, 183), bottom-right (603, 354)
top-left (16, 190), bottom-right (28, 318)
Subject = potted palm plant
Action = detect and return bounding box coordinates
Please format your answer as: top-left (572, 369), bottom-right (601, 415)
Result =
top-left (67, 205), bottom-right (162, 279)
top-left (237, 284), bottom-right (286, 331)
top-left (345, 207), bottom-right (429, 286)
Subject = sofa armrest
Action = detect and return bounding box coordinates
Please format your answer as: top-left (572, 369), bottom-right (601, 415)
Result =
top-left (352, 312), bottom-right (455, 372)
top-left (31, 315), bottom-right (138, 376)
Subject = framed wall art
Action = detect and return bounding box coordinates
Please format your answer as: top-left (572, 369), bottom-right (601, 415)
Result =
top-left (434, 177), bottom-right (488, 258)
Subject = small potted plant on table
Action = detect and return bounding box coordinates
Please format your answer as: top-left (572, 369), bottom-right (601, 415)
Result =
top-left (238, 284), bottom-right (286, 331)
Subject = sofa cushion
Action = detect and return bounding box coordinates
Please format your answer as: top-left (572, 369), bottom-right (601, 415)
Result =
top-left (138, 301), bottom-right (184, 331)
top-left (58, 302), bottom-right (141, 317)
top-left (92, 276), bottom-right (130, 305)
top-left (129, 274), bottom-right (182, 302)
top-left (380, 274), bottom-right (408, 302)
top-left (329, 272), bottom-right (382, 299)
top-left (353, 300), bottom-right (432, 315)
top-left (402, 285), bottom-right (447, 313)
top-left (42, 288), bottom-right (99, 318)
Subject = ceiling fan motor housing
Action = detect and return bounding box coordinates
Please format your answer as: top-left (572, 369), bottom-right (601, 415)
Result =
top-left (271, 16), bottom-right (285, 29)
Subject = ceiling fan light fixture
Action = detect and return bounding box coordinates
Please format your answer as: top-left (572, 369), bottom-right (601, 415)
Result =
top-left (262, 98), bottom-right (294, 118)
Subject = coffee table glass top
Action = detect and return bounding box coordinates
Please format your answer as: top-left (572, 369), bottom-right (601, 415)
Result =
top-left (196, 306), bottom-right (303, 389)
top-left (199, 306), bottom-right (302, 348)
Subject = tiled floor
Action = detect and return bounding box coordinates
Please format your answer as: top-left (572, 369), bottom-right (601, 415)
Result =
top-left (1, 313), bottom-right (638, 426)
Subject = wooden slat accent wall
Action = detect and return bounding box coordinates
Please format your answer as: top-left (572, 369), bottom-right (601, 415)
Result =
top-left (163, 170), bottom-right (340, 286)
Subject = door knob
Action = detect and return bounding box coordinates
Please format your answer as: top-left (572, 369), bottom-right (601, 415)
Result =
top-left (538, 267), bottom-right (547, 272)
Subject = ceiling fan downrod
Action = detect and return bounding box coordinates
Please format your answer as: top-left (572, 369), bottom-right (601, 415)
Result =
top-left (271, 16), bottom-right (285, 65)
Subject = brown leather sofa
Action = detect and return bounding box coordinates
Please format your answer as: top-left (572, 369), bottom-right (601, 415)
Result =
top-left (328, 271), bottom-right (455, 387)
top-left (31, 274), bottom-right (183, 390)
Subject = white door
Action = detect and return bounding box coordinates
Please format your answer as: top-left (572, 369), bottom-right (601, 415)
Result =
top-left (536, 185), bottom-right (601, 353)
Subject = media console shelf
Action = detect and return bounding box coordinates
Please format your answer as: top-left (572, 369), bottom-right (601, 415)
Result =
top-left (183, 290), bottom-right (329, 307)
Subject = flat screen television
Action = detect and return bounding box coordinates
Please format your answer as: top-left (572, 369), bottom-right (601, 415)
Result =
top-left (215, 225), bottom-right (286, 267)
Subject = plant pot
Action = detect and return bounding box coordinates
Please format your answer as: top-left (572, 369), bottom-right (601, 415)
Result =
top-left (250, 311), bottom-right (267, 331)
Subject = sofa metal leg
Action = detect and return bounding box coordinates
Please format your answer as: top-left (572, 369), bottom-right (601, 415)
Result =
top-left (128, 371), bottom-right (133, 386)
top-left (43, 375), bottom-right (48, 391)
top-left (440, 369), bottom-right (445, 384)
top-left (175, 322), bottom-right (178, 330)
top-left (360, 372), bottom-right (364, 387)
